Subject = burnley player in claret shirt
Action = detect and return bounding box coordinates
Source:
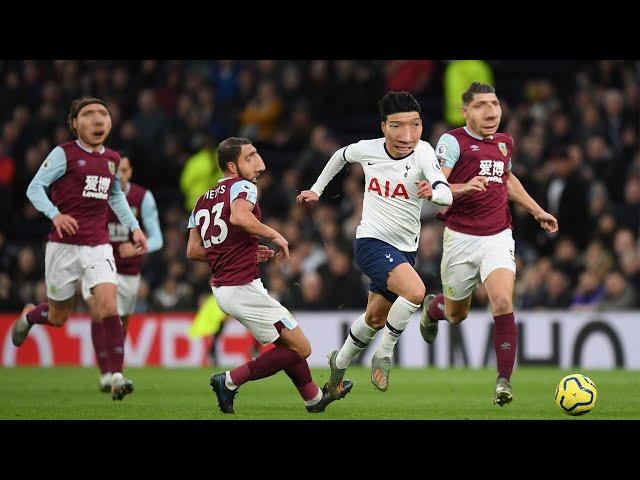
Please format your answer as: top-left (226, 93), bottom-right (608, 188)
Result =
top-left (420, 82), bottom-right (558, 406)
top-left (81, 153), bottom-right (163, 393)
top-left (11, 97), bottom-right (148, 401)
top-left (186, 137), bottom-right (353, 414)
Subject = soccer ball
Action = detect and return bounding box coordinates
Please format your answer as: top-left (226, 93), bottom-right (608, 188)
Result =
top-left (555, 373), bottom-right (597, 416)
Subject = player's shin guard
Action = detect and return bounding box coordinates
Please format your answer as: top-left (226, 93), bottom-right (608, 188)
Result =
top-left (91, 321), bottom-right (110, 375)
top-left (26, 303), bottom-right (53, 325)
top-left (428, 293), bottom-right (447, 321)
top-left (335, 313), bottom-right (378, 369)
top-left (103, 315), bottom-right (125, 374)
top-left (229, 345), bottom-right (301, 388)
top-left (494, 312), bottom-right (518, 381)
top-left (376, 296), bottom-right (420, 358)
top-left (284, 357), bottom-right (322, 405)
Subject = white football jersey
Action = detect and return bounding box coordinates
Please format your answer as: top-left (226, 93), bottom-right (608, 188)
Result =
top-left (310, 138), bottom-right (451, 251)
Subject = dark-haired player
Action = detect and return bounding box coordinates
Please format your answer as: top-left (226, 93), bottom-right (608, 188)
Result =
top-left (297, 91), bottom-right (453, 395)
top-left (187, 137), bottom-right (353, 414)
top-left (11, 97), bottom-right (147, 401)
top-left (421, 82), bottom-right (558, 405)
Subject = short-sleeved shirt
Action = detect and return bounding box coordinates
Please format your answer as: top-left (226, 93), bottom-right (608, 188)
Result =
top-left (435, 127), bottom-right (513, 236)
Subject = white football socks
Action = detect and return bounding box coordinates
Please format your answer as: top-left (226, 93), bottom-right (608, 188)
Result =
top-left (335, 313), bottom-right (379, 369)
top-left (375, 296), bottom-right (420, 359)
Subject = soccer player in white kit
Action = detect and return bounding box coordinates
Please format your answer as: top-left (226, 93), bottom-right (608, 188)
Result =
top-left (297, 91), bottom-right (453, 395)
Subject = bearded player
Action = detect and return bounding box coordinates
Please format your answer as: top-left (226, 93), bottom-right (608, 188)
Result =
top-left (186, 137), bottom-right (353, 414)
top-left (420, 82), bottom-right (558, 406)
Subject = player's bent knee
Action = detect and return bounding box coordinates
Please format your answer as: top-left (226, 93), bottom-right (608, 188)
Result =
top-left (290, 341), bottom-right (311, 359)
top-left (405, 288), bottom-right (426, 306)
top-left (491, 297), bottom-right (512, 316)
top-left (97, 300), bottom-right (118, 319)
top-left (365, 314), bottom-right (386, 329)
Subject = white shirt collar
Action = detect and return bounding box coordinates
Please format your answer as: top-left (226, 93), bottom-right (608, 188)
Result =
top-left (463, 126), bottom-right (493, 141)
top-left (76, 140), bottom-right (106, 154)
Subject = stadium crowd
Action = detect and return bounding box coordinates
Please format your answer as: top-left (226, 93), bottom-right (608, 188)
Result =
top-left (1, 60), bottom-right (639, 313)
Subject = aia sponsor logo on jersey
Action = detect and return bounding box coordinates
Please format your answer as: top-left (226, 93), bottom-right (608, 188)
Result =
top-left (367, 177), bottom-right (409, 199)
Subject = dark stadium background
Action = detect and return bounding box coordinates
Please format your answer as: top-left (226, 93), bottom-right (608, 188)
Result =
top-left (1, 60), bottom-right (638, 315)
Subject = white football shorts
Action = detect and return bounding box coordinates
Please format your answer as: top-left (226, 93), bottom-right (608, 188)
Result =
top-left (440, 227), bottom-right (516, 301)
top-left (45, 242), bottom-right (117, 302)
top-left (212, 278), bottom-right (297, 345)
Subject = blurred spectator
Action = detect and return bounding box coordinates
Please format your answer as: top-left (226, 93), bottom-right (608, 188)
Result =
top-left (151, 278), bottom-right (193, 311)
top-left (598, 271), bottom-right (637, 310)
top-left (384, 60), bottom-right (436, 97)
top-left (239, 80), bottom-right (283, 141)
top-left (0, 138), bottom-right (14, 223)
top-left (444, 60), bottom-right (494, 126)
top-left (615, 176), bottom-right (640, 234)
top-left (179, 133), bottom-right (223, 211)
top-left (1, 60), bottom-right (639, 312)
top-left (516, 262), bottom-right (545, 309)
top-left (540, 270), bottom-right (572, 309)
top-left (317, 247), bottom-right (366, 309)
top-left (415, 224), bottom-right (443, 292)
top-left (133, 89), bottom-right (169, 149)
top-left (290, 271), bottom-right (326, 310)
top-left (551, 237), bottom-right (581, 285)
top-left (544, 150), bottom-right (590, 249)
top-left (570, 270), bottom-right (605, 311)
top-left (582, 240), bottom-right (614, 279)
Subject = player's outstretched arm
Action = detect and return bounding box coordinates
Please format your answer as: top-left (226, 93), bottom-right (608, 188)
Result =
top-left (507, 171), bottom-right (558, 233)
top-left (438, 166), bottom-right (488, 198)
top-left (230, 197), bottom-right (289, 259)
top-left (297, 146), bottom-right (350, 204)
top-left (296, 190), bottom-right (319, 204)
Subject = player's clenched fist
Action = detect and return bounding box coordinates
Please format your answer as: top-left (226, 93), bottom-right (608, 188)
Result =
top-left (52, 213), bottom-right (79, 238)
top-left (132, 228), bottom-right (148, 255)
top-left (534, 211), bottom-right (558, 233)
top-left (296, 190), bottom-right (319, 204)
top-left (271, 234), bottom-right (290, 260)
top-left (256, 245), bottom-right (275, 263)
top-left (463, 176), bottom-right (488, 194)
top-left (415, 180), bottom-right (433, 199)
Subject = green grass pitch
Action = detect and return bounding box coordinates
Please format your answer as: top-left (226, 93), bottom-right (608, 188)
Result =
top-left (1, 366), bottom-right (638, 420)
